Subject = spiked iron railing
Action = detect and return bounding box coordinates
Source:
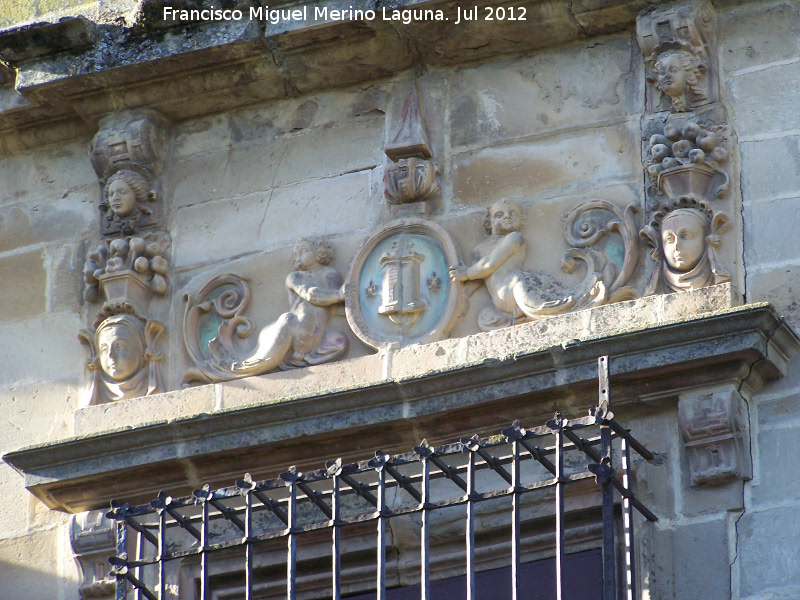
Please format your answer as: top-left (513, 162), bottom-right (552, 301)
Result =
top-left (107, 356), bottom-right (658, 600)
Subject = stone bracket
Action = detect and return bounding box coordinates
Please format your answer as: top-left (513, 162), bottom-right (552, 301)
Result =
top-left (678, 387), bottom-right (751, 487)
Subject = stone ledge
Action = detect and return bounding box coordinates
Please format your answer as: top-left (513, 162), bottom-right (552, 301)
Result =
top-left (4, 286), bottom-right (799, 513)
top-left (0, 0), bottom-right (663, 151)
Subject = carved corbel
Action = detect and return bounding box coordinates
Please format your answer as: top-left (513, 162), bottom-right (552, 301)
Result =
top-left (637, 1), bottom-right (717, 113)
top-left (678, 388), bottom-right (751, 486)
top-left (383, 82), bottom-right (439, 206)
top-left (70, 510), bottom-right (116, 599)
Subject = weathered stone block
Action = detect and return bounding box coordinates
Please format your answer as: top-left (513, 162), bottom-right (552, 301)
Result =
top-left (737, 504), bottom-right (800, 597)
top-left (172, 171), bottom-right (374, 268)
top-left (727, 61), bottom-right (800, 137)
top-left (748, 423), bottom-right (800, 507)
top-left (651, 519), bottom-right (731, 600)
top-left (743, 198), bottom-right (800, 267)
top-left (218, 352), bottom-right (385, 411)
top-left (452, 122), bottom-right (640, 207)
top-left (720, 2), bottom-right (800, 74)
top-left (170, 116), bottom-right (383, 210)
top-left (740, 136), bottom-right (800, 204)
top-left (73, 383), bottom-right (215, 437)
top-left (746, 263), bottom-right (800, 332)
top-left (0, 249), bottom-right (46, 320)
top-left (0, 313), bottom-right (84, 385)
top-left (449, 35), bottom-right (639, 149)
top-left (0, 529), bottom-right (77, 599)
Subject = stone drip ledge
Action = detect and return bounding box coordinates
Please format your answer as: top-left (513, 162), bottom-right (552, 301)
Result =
top-left (5, 284), bottom-right (800, 513)
top-left (0, 0), bottom-right (662, 148)
top-left (73, 284), bottom-right (737, 438)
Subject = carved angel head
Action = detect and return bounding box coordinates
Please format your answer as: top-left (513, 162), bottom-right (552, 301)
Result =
top-left (293, 238), bottom-right (334, 270)
top-left (96, 314), bottom-right (146, 381)
top-left (483, 199), bottom-right (527, 235)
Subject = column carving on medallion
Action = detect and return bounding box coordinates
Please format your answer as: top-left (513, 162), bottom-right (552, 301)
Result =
top-left (79, 110), bottom-right (170, 404)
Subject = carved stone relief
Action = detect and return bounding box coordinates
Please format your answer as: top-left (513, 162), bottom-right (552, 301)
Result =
top-left (183, 239), bottom-right (348, 384)
top-left (678, 388), bottom-right (751, 486)
top-left (80, 110), bottom-right (170, 404)
top-left (450, 199), bottom-right (640, 331)
top-left (79, 312), bottom-right (164, 404)
top-left (383, 82), bottom-right (439, 207)
top-left (346, 218), bottom-right (463, 348)
top-left (637, 1), bottom-right (717, 113)
top-left (89, 110), bottom-right (167, 237)
top-left (640, 198), bottom-right (729, 295)
top-left (70, 510), bottom-right (116, 599)
top-left (644, 110), bottom-right (730, 202)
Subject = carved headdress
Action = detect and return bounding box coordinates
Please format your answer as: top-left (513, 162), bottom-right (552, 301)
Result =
top-left (640, 197), bottom-right (729, 295)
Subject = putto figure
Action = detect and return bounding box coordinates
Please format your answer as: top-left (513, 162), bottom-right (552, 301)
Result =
top-left (641, 200), bottom-right (730, 294)
top-left (449, 200), bottom-right (574, 330)
top-left (647, 41), bottom-right (707, 112)
top-left (79, 313), bottom-right (164, 404)
top-left (100, 170), bottom-right (156, 236)
top-left (182, 238), bottom-right (349, 384)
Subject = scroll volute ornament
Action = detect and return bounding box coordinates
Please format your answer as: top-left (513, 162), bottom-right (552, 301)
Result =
top-left (637, 0), bottom-right (716, 113)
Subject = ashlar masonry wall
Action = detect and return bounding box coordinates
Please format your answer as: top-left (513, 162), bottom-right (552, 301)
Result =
top-left (0, 0), bottom-right (799, 598)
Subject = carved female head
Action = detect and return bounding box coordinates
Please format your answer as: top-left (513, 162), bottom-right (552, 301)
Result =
top-left (293, 238), bottom-right (334, 271)
top-left (484, 200), bottom-right (527, 235)
top-left (104, 170), bottom-right (150, 218)
top-left (652, 48), bottom-right (704, 111)
top-left (96, 314), bottom-right (146, 381)
top-left (660, 208), bottom-right (708, 272)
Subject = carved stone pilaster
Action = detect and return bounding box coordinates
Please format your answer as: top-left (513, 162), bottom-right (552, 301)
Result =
top-left (70, 510), bottom-right (116, 600)
top-left (80, 110), bottom-right (171, 404)
top-left (678, 388), bottom-right (751, 487)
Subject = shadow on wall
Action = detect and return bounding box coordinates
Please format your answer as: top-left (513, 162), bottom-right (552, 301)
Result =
top-left (0, 558), bottom-right (79, 599)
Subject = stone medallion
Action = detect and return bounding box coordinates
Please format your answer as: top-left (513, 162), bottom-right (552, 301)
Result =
top-left (346, 218), bottom-right (463, 349)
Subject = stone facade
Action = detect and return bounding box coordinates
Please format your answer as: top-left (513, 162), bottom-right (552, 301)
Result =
top-left (1, 0), bottom-right (800, 598)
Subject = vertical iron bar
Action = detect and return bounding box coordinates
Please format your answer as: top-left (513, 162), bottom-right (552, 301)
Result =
top-left (621, 438), bottom-right (636, 600)
top-left (511, 440), bottom-right (521, 600)
top-left (377, 467), bottom-right (386, 600)
top-left (599, 355), bottom-right (617, 600)
top-left (115, 515), bottom-right (127, 600)
top-left (421, 458), bottom-right (430, 600)
top-left (135, 528), bottom-right (144, 600)
top-left (555, 425), bottom-right (565, 600)
top-left (287, 483), bottom-right (297, 600)
top-left (245, 492), bottom-right (253, 600)
top-left (466, 450), bottom-right (476, 600)
top-left (158, 508), bottom-right (167, 600)
top-left (200, 499), bottom-right (210, 600)
top-left (332, 474), bottom-right (341, 600)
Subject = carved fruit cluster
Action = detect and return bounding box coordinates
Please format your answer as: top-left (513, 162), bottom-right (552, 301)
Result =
top-left (83, 237), bottom-right (169, 302)
top-left (646, 121), bottom-right (728, 178)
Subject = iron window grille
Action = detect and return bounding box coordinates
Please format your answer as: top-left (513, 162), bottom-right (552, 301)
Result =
top-left (107, 356), bottom-right (658, 600)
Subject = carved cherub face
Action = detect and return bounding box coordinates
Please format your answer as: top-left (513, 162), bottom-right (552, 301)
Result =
top-left (661, 210), bottom-right (707, 272)
top-left (97, 318), bottom-right (145, 381)
top-left (487, 201), bottom-right (523, 235)
top-left (292, 240), bottom-right (318, 271)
